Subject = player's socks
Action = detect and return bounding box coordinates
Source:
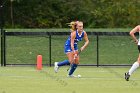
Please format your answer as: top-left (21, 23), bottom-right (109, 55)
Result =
top-left (58, 60), bottom-right (70, 66)
top-left (128, 62), bottom-right (139, 75)
top-left (68, 64), bottom-right (77, 75)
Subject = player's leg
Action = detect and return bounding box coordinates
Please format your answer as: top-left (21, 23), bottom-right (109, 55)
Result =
top-left (54, 45), bottom-right (71, 73)
top-left (68, 51), bottom-right (79, 77)
top-left (125, 45), bottom-right (140, 81)
top-left (125, 61), bottom-right (139, 81)
top-left (54, 60), bottom-right (70, 73)
top-left (128, 57), bottom-right (140, 76)
top-left (125, 57), bottom-right (140, 81)
top-left (55, 60), bottom-right (70, 67)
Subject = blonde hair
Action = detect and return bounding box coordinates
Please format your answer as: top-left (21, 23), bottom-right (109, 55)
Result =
top-left (67, 21), bottom-right (79, 32)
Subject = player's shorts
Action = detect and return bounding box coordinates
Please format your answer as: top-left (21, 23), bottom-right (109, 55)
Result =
top-left (64, 45), bottom-right (78, 54)
top-left (138, 45), bottom-right (140, 53)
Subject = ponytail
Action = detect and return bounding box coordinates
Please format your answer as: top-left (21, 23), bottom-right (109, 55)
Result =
top-left (67, 21), bottom-right (79, 32)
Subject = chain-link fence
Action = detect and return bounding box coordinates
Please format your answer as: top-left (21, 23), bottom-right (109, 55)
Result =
top-left (1, 31), bottom-right (138, 66)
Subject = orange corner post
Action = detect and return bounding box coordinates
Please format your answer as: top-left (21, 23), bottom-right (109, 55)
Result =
top-left (37, 55), bottom-right (42, 70)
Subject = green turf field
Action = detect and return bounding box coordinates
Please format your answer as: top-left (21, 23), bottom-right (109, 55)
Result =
top-left (0, 66), bottom-right (139, 93)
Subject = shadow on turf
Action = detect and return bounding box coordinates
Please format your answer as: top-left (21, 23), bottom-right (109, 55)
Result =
top-left (103, 67), bottom-right (138, 86)
top-left (39, 70), bottom-right (68, 87)
top-left (1, 91), bottom-right (6, 93)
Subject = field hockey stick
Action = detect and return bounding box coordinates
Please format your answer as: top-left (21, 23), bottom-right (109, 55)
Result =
top-left (67, 50), bottom-right (81, 71)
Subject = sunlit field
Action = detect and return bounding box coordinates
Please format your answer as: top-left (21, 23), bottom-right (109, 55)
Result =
top-left (0, 67), bottom-right (140, 93)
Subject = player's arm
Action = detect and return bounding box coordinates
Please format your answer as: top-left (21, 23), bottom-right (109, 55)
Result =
top-left (80, 31), bottom-right (89, 51)
top-left (130, 25), bottom-right (140, 44)
top-left (70, 31), bottom-right (76, 52)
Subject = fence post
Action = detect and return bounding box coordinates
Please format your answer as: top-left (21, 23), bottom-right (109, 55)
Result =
top-left (3, 30), bottom-right (6, 66)
top-left (1, 29), bottom-right (3, 66)
top-left (49, 34), bottom-right (52, 67)
top-left (0, 1), bottom-right (4, 66)
top-left (0, 30), bottom-right (6, 66)
top-left (97, 34), bottom-right (99, 67)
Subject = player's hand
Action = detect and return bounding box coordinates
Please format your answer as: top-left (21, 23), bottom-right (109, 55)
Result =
top-left (80, 46), bottom-right (84, 52)
top-left (74, 53), bottom-right (78, 59)
top-left (72, 51), bottom-right (77, 59)
top-left (134, 40), bottom-right (138, 44)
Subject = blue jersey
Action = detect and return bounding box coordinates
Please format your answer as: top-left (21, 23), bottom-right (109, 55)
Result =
top-left (65, 30), bottom-right (85, 46)
top-left (64, 30), bottom-right (84, 53)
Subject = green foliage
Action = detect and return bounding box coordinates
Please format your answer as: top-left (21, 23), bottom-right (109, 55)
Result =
top-left (3, 0), bottom-right (140, 28)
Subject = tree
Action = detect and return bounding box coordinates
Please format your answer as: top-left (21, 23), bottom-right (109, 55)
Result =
top-left (4, 0), bottom-right (140, 28)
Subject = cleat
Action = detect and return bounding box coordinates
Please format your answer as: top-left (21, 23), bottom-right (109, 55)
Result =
top-left (67, 74), bottom-right (78, 78)
top-left (125, 72), bottom-right (130, 81)
top-left (54, 62), bottom-right (59, 73)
